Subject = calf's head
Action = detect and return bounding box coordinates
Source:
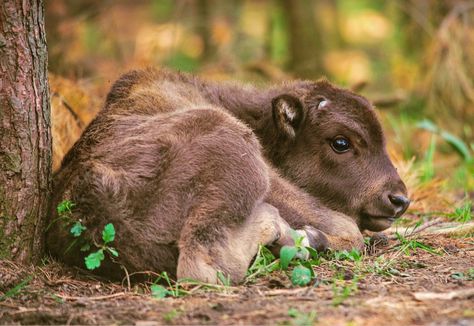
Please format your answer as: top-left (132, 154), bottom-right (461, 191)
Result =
top-left (270, 81), bottom-right (410, 231)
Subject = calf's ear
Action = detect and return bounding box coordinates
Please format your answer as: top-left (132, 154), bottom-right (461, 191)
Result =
top-left (272, 94), bottom-right (305, 139)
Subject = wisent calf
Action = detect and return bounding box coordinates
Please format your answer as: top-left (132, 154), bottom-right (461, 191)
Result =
top-left (46, 69), bottom-right (410, 283)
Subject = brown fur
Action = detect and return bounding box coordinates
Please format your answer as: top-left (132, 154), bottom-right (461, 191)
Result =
top-left (46, 68), bottom-right (408, 283)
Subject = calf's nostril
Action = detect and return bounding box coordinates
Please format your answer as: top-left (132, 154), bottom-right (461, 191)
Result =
top-left (388, 194), bottom-right (410, 213)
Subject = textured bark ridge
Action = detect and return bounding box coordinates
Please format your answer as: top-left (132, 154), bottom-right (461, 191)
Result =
top-left (0, 0), bottom-right (51, 263)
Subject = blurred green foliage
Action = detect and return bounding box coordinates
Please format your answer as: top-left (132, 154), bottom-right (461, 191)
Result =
top-left (45, 0), bottom-right (474, 194)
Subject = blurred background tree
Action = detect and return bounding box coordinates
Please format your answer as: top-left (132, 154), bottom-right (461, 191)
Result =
top-left (45, 0), bottom-right (474, 204)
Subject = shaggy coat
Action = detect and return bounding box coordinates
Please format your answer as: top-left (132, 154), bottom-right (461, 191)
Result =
top-left (46, 69), bottom-right (409, 283)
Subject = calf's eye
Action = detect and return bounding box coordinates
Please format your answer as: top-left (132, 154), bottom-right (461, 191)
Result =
top-left (330, 136), bottom-right (351, 153)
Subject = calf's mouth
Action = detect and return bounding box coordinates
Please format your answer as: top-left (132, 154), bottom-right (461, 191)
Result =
top-left (359, 194), bottom-right (411, 232)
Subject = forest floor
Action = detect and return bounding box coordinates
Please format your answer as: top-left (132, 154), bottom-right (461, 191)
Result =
top-left (1, 224), bottom-right (473, 325)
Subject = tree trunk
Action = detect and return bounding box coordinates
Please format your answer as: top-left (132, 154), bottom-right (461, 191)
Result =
top-left (282, 0), bottom-right (324, 78)
top-left (196, 0), bottom-right (216, 62)
top-left (0, 0), bottom-right (51, 263)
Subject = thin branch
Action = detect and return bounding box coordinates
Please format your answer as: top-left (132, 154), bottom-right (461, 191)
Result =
top-left (55, 292), bottom-right (136, 301)
top-left (388, 219), bottom-right (444, 240)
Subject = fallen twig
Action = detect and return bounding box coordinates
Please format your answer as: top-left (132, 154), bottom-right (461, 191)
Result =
top-left (55, 292), bottom-right (136, 301)
top-left (429, 222), bottom-right (474, 237)
top-left (262, 287), bottom-right (317, 296)
top-left (387, 219), bottom-right (444, 240)
top-left (120, 265), bottom-right (131, 292)
top-left (413, 288), bottom-right (474, 301)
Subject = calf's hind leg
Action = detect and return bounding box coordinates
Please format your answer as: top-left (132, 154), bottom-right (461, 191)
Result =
top-left (177, 202), bottom-right (290, 284)
top-left (174, 113), bottom-right (286, 284)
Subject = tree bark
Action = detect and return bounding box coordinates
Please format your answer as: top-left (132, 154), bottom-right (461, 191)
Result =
top-left (196, 0), bottom-right (215, 62)
top-left (0, 0), bottom-right (51, 263)
top-left (282, 0), bottom-right (324, 78)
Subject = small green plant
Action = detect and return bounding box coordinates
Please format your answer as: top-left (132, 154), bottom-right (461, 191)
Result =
top-left (163, 309), bottom-right (182, 322)
top-left (55, 201), bottom-right (120, 270)
top-left (279, 229), bottom-right (318, 286)
top-left (330, 248), bottom-right (363, 262)
top-left (450, 268), bottom-right (474, 281)
top-left (64, 222), bottom-right (90, 254)
top-left (420, 134), bottom-right (436, 182)
top-left (84, 223), bottom-right (119, 270)
top-left (417, 119), bottom-right (472, 162)
top-left (394, 232), bottom-right (441, 256)
top-left (150, 275), bottom-right (238, 300)
top-left (216, 271), bottom-right (231, 286)
top-left (151, 271), bottom-right (189, 299)
top-left (57, 199), bottom-right (75, 215)
top-left (291, 265), bottom-right (312, 286)
top-left (52, 200), bottom-right (90, 254)
top-left (332, 275), bottom-right (359, 307)
top-left (70, 221), bottom-right (86, 237)
top-left (64, 220), bottom-right (89, 254)
top-left (288, 307), bottom-right (318, 326)
top-left (46, 199), bottom-right (76, 231)
top-left (453, 160), bottom-right (474, 191)
top-left (417, 119), bottom-right (474, 188)
top-left (449, 200), bottom-right (473, 223)
top-left (246, 245), bottom-right (280, 281)
top-left (468, 268), bottom-right (474, 280)
top-left (0, 275), bottom-right (33, 301)
top-left (279, 230), bottom-right (310, 270)
top-left (151, 283), bottom-right (171, 299)
top-left (365, 255), bottom-right (400, 277)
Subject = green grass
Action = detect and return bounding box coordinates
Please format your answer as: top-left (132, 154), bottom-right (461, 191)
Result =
top-left (327, 248), bottom-right (363, 262)
top-left (394, 232), bottom-right (441, 256)
top-left (449, 200), bottom-right (473, 223)
top-left (143, 223), bottom-right (450, 304)
top-left (150, 272), bottom-right (235, 299)
top-left (163, 308), bottom-right (182, 322)
top-left (420, 134), bottom-right (436, 183)
top-left (417, 119), bottom-right (472, 162)
top-left (331, 275), bottom-right (359, 307)
top-left (0, 275), bottom-right (33, 301)
top-left (151, 271), bottom-right (189, 299)
top-left (246, 245), bottom-right (280, 281)
top-left (450, 268), bottom-right (474, 281)
top-left (287, 307), bottom-right (318, 325)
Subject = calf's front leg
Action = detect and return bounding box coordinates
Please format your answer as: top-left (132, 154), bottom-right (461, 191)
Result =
top-left (266, 170), bottom-right (365, 252)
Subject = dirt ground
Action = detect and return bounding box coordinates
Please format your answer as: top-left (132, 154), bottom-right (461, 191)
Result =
top-left (1, 230), bottom-right (473, 325)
